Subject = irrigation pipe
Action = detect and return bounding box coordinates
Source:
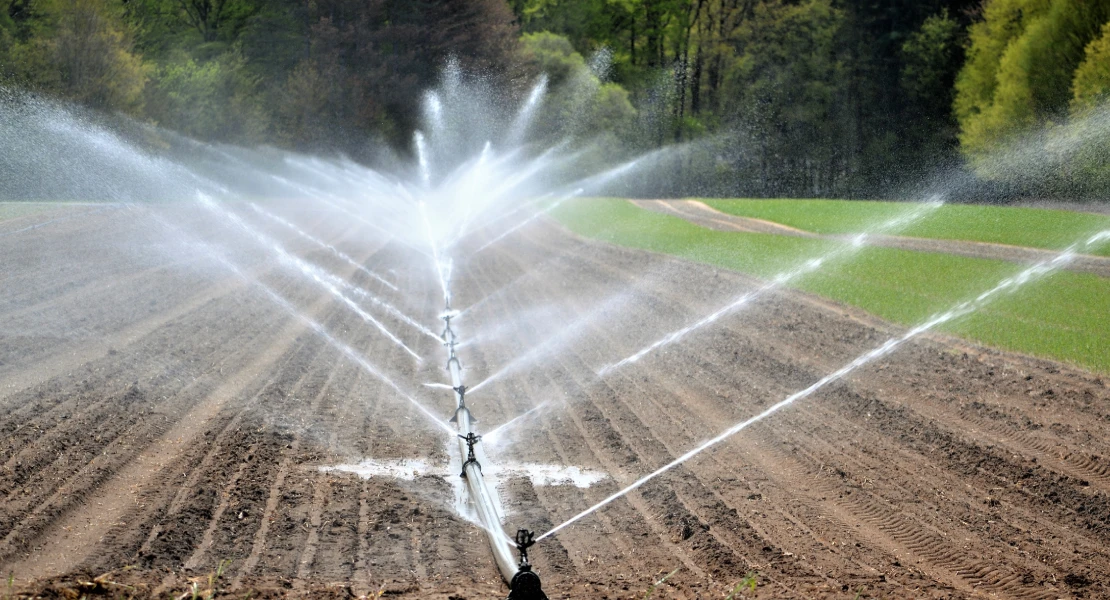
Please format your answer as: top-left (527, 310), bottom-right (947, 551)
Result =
top-left (440, 305), bottom-right (520, 580)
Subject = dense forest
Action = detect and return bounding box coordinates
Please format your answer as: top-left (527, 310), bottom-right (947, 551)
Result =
top-left (2, 0), bottom-right (1109, 199)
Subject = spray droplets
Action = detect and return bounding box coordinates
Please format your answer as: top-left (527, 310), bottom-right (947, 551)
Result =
top-left (539, 228), bottom-right (1110, 544)
top-left (597, 200), bottom-right (946, 376)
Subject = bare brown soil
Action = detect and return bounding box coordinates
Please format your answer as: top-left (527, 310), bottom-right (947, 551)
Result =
top-left (634, 199), bottom-right (1110, 279)
top-left (2, 202), bottom-right (1110, 599)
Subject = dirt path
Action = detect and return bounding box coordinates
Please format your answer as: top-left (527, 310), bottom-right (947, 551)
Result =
top-left (2, 202), bottom-right (1109, 599)
top-left (634, 199), bottom-right (1110, 279)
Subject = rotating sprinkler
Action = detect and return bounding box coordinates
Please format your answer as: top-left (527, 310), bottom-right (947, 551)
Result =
top-left (507, 529), bottom-right (547, 600)
top-left (437, 300), bottom-right (548, 598)
top-left (458, 431), bottom-right (481, 476)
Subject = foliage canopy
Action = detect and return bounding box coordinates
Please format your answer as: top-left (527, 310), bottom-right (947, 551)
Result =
top-left (2, 0), bottom-right (1110, 198)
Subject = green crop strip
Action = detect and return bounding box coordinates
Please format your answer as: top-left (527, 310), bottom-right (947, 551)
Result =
top-left (703, 198), bottom-right (1110, 258)
top-left (552, 198), bottom-right (1110, 374)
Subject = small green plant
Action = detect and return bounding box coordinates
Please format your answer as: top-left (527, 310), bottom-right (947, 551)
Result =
top-left (853, 585), bottom-right (866, 600)
top-left (5, 572), bottom-right (14, 600)
top-left (642, 567), bottom-right (680, 598)
top-left (178, 559), bottom-right (232, 600)
top-left (725, 571), bottom-right (758, 598)
top-left (205, 559), bottom-right (233, 600)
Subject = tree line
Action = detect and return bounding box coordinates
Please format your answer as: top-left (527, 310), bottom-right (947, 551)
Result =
top-left (0, 0), bottom-right (522, 152)
top-left (3, 0), bottom-right (1109, 199)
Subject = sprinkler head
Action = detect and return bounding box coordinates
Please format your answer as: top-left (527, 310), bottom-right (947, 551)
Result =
top-left (514, 529), bottom-right (535, 567)
top-left (449, 382), bottom-right (475, 425)
top-left (507, 529), bottom-right (547, 600)
top-left (440, 308), bottom-right (460, 321)
top-left (458, 432), bottom-right (482, 477)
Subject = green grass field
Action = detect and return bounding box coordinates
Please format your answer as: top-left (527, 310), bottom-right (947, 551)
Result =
top-left (0, 202), bottom-right (56, 222)
top-left (552, 198), bottom-right (1110, 374)
top-left (703, 198), bottom-right (1110, 257)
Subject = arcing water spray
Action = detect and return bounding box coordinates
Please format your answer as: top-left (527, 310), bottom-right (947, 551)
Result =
top-left (415, 172), bottom-right (549, 596)
top-left (537, 227), bottom-right (1110, 544)
top-left (598, 197), bottom-right (945, 376)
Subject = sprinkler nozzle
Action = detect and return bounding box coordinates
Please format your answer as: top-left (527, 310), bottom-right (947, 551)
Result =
top-left (440, 309), bottom-right (461, 321)
top-left (507, 529), bottom-right (547, 600)
top-left (449, 384), bottom-right (475, 424)
top-left (514, 529), bottom-right (535, 567)
top-left (458, 431), bottom-right (482, 477)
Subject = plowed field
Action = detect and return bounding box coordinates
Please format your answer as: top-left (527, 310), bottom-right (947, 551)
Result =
top-left (2, 202), bottom-right (1109, 599)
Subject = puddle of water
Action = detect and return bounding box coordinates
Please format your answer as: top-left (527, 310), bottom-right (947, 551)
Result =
top-left (320, 458), bottom-right (434, 480)
top-left (320, 458), bottom-right (607, 489)
top-left (320, 451), bottom-right (609, 527)
top-left (497, 463), bottom-right (607, 488)
top-left (321, 451), bottom-right (483, 525)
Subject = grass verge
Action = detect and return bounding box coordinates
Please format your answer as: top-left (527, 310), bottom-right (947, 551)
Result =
top-left (0, 202), bottom-right (56, 222)
top-left (552, 198), bottom-right (1110, 374)
top-left (703, 198), bottom-right (1110, 257)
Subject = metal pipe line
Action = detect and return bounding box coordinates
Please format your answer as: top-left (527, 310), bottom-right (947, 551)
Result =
top-left (440, 308), bottom-right (520, 582)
